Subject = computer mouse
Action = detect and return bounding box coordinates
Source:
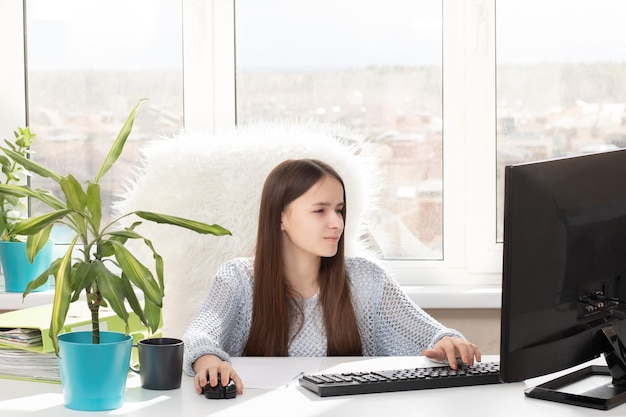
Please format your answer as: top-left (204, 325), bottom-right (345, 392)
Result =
top-left (202, 375), bottom-right (237, 399)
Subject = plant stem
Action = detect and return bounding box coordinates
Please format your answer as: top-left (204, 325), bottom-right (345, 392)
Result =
top-left (88, 290), bottom-right (102, 345)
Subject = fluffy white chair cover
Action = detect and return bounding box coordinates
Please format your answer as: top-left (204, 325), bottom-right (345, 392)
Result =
top-left (113, 123), bottom-right (381, 339)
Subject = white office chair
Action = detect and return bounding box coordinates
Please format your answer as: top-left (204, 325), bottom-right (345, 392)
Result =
top-left (113, 122), bottom-right (381, 339)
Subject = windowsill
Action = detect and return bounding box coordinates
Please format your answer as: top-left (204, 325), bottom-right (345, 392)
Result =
top-left (0, 283), bottom-right (502, 311)
top-left (0, 287), bottom-right (56, 311)
top-left (403, 285), bottom-right (501, 309)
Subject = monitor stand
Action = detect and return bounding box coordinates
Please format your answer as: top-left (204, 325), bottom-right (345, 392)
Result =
top-left (525, 325), bottom-right (626, 410)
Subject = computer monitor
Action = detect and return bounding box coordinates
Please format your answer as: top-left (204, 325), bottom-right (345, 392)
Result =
top-left (500, 148), bottom-right (626, 410)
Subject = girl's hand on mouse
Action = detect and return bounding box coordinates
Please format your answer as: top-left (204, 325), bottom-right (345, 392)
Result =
top-left (422, 336), bottom-right (481, 369)
top-left (192, 354), bottom-right (244, 395)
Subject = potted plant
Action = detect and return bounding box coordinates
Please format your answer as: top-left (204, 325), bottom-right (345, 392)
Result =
top-left (0, 100), bottom-right (231, 410)
top-left (0, 127), bottom-right (53, 292)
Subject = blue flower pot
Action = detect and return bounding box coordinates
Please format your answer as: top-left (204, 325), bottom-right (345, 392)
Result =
top-left (58, 331), bottom-right (133, 411)
top-left (0, 240), bottom-right (53, 292)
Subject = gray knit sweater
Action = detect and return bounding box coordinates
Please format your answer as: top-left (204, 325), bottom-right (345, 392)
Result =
top-left (183, 257), bottom-right (464, 376)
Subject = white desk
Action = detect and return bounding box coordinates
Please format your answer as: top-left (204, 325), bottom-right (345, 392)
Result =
top-left (0, 355), bottom-right (622, 416)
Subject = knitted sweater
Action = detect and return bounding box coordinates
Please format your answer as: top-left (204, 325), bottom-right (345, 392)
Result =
top-left (182, 257), bottom-right (464, 376)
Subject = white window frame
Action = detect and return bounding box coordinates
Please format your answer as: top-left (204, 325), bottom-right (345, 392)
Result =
top-left (0, 1), bottom-right (27, 136)
top-left (0, 0), bottom-right (502, 301)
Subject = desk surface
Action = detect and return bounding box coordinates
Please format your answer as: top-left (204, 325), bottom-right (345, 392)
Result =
top-left (0, 355), bottom-right (622, 416)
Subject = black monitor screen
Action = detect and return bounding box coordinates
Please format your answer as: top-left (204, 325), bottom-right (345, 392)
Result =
top-left (500, 148), bottom-right (626, 409)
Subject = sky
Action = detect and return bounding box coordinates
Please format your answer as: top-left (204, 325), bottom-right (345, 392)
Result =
top-left (27, 0), bottom-right (182, 70)
top-left (25, 0), bottom-right (626, 71)
top-left (496, 0), bottom-right (626, 64)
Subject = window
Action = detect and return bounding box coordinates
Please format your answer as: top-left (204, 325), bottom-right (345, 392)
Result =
top-left (496, 0), bottom-right (626, 240)
top-left (25, 0), bottom-right (184, 225)
top-left (235, 0), bottom-right (443, 260)
top-left (1, 0), bottom-right (511, 288)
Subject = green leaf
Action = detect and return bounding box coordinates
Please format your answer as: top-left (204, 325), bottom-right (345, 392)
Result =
top-left (59, 174), bottom-right (87, 212)
top-left (101, 223), bottom-right (144, 257)
top-left (25, 225), bottom-right (53, 262)
top-left (0, 146), bottom-right (62, 182)
top-left (71, 261), bottom-right (96, 300)
top-left (31, 190), bottom-right (67, 211)
top-left (99, 240), bottom-right (116, 259)
top-left (12, 209), bottom-right (73, 236)
top-left (135, 211), bottom-right (232, 236)
top-left (14, 126), bottom-right (36, 148)
top-left (94, 261), bottom-right (130, 326)
top-left (50, 238), bottom-right (78, 356)
top-left (86, 182), bottom-right (102, 233)
top-left (23, 258), bottom-right (61, 297)
top-left (108, 229), bottom-right (143, 240)
top-left (119, 274), bottom-right (147, 326)
top-left (108, 229), bottom-right (167, 300)
top-left (143, 297), bottom-right (162, 334)
top-left (95, 99), bottom-right (146, 183)
top-left (0, 184), bottom-right (66, 210)
top-left (0, 155), bottom-right (10, 168)
top-left (140, 236), bottom-right (164, 290)
top-left (110, 241), bottom-right (162, 307)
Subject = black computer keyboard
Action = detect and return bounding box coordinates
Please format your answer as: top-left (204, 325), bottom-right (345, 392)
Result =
top-left (299, 361), bottom-right (501, 397)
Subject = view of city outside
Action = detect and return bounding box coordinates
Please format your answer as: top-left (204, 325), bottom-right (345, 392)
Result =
top-left (496, 0), bottom-right (626, 240)
top-left (25, 0), bottom-right (184, 241)
top-left (235, 0), bottom-right (444, 260)
top-left (26, 0), bottom-right (444, 260)
top-left (22, 0), bottom-right (626, 259)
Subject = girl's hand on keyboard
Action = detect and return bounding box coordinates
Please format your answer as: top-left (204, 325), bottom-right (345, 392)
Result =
top-left (422, 336), bottom-right (482, 369)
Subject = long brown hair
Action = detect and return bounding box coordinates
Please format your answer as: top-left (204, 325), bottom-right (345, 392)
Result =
top-left (243, 159), bottom-right (363, 356)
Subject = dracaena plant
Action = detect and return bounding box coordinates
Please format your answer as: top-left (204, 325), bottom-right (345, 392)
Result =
top-left (0, 100), bottom-right (231, 355)
top-left (0, 127), bottom-right (36, 242)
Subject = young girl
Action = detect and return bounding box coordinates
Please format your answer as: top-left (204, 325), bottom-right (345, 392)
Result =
top-left (183, 158), bottom-right (481, 395)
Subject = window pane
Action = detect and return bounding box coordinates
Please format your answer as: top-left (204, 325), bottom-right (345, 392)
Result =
top-left (496, 0), bottom-right (626, 240)
top-left (235, 0), bottom-right (443, 259)
top-left (25, 0), bottom-right (183, 233)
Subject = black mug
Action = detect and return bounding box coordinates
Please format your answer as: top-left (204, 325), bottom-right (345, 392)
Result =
top-left (130, 337), bottom-right (184, 390)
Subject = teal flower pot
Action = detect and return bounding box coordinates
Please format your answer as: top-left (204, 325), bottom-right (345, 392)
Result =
top-left (58, 331), bottom-right (133, 411)
top-left (0, 240), bottom-right (53, 292)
